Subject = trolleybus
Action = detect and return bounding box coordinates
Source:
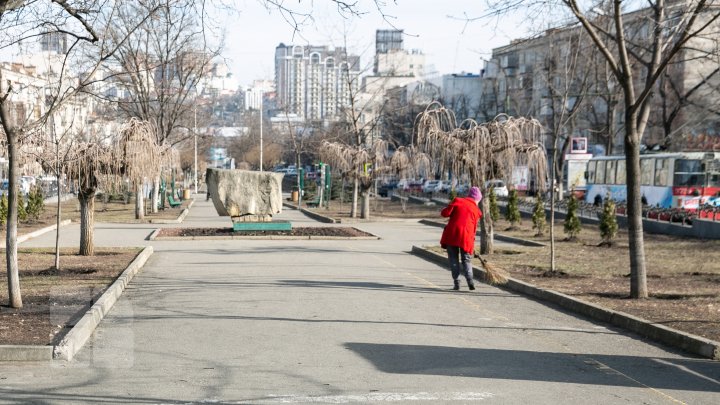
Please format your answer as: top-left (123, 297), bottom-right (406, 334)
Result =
top-left (584, 152), bottom-right (720, 209)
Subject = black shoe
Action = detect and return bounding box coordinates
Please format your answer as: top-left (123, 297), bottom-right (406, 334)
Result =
top-left (468, 284), bottom-right (475, 291)
top-left (453, 282), bottom-right (460, 290)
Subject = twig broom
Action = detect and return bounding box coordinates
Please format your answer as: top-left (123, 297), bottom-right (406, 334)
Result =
top-left (474, 253), bottom-right (508, 285)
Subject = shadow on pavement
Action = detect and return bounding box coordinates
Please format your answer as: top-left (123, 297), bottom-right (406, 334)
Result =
top-left (344, 343), bottom-right (720, 392)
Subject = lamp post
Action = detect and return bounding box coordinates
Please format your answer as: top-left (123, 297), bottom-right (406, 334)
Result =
top-left (259, 90), bottom-right (263, 172)
top-left (194, 103), bottom-right (198, 194)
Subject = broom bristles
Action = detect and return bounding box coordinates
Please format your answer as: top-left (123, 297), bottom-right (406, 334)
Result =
top-left (475, 253), bottom-right (508, 285)
top-left (482, 261), bottom-right (508, 285)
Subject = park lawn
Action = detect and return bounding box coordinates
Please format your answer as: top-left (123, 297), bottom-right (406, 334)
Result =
top-left (0, 247), bottom-right (142, 345)
top-left (0, 196), bottom-right (186, 346)
top-left (0, 196), bottom-right (189, 240)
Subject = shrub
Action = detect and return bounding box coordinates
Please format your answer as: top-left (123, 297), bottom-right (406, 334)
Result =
top-left (505, 189), bottom-right (521, 226)
top-left (531, 194), bottom-right (546, 236)
top-left (17, 194), bottom-right (28, 222)
top-left (564, 195), bottom-right (582, 240)
top-left (599, 195), bottom-right (618, 246)
top-left (26, 186), bottom-right (45, 221)
top-left (488, 188), bottom-right (499, 221)
top-left (0, 194), bottom-right (7, 226)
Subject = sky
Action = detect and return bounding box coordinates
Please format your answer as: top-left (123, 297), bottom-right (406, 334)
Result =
top-left (219, 0), bottom-right (533, 87)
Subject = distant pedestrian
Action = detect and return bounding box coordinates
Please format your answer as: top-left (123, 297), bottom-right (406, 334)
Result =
top-left (440, 186), bottom-right (483, 290)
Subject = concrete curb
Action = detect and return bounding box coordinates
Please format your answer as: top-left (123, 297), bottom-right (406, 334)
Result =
top-left (299, 208), bottom-right (341, 224)
top-left (18, 219), bottom-right (72, 244)
top-left (410, 245), bottom-right (720, 361)
top-left (52, 246), bottom-right (154, 361)
top-left (418, 219), bottom-right (546, 247)
top-left (0, 345), bottom-right (53, 362)
top-left (149, 232), bottom-right (379, 241)
top-left (148, 199), bottom-right (194, 224)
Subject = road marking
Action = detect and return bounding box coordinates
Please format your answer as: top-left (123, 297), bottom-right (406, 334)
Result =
top-left (652, 358), bottom-right (720, 386)
top-left (583, 358), bottom-right (687, 405)
top-left (262, 391), bottom-right (495, 403)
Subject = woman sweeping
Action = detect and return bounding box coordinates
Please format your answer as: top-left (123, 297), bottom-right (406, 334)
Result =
top-left (440, 186), bottom-right (483, 290)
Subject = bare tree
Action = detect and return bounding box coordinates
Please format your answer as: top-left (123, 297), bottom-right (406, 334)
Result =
top-left (0, 0), bottom-right (160, 308)
top-left (103, 0), bottom-right (219, 215)
top-left (414, 103), bottom-right (548, 254)
top-left (477, 0), bottom-right (720, 297)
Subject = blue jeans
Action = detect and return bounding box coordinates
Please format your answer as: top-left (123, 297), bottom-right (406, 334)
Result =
top-left (447, 245), bottom-right (474, 285)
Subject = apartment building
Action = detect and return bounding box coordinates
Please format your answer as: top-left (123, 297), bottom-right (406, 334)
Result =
top-left (274, 43), bottom-right (360, 123)
top-left (482, 5), bottom-right (720, 154)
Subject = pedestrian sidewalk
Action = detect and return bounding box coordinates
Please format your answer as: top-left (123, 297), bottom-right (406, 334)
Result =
top-left (3, 193), bottom-right (718, 404)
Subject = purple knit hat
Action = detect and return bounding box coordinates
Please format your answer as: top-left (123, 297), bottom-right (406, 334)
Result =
top-left (468, 186), bottom-right (482, 202)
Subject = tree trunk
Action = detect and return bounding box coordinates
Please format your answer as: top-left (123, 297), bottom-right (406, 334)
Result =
top-left (135, 183), bottom-right (144, 220)
top-left (78, 189), bottom-right (96, 256)
top-left (296, 151), bottom-right (302, 206)
top-left (54, 177), bottom-right (62, 270)
top-left (5, 128), bottom-right (22, 308)
top-left (151, 176), bottom-right (160, 214)
top-left (624, 122), bottom-right (648, 298)
top-left (361, 190), bottom-right (370, 219)
top-left (549, 180), bottom-right (557, 272)
top-left (351, 177), bottom-right (359, 218)
top-left (479, 197), bottom-right (494, 254)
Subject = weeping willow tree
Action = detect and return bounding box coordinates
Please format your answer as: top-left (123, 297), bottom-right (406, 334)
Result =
top-left (116, 118), bottom-right (161, 220)
top-left (414, 102), bottom-right (548, 254)
top-left (320, 139), bottom-right (387, 219)
top-left (66, 142), bottom-right (119, 256)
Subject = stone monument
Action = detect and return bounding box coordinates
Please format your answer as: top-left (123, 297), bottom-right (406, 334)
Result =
top-left (206, 168), bottom-right (290, 231)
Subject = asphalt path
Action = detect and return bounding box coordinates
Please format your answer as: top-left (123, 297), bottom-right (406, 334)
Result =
top-left (1, 196), bottom-right (719, 404)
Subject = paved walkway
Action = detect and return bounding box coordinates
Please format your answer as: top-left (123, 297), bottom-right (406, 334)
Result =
top-left (1, 195), bottom-right (719, 404)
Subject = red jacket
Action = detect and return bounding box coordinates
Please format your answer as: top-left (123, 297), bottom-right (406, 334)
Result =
top-left (440, 197), bottom-right (482, 253)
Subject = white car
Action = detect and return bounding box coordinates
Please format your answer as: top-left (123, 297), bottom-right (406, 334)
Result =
top-left (485, 179), bottom-right (509, 197)
top-left (422, 179), bottom-right (443, 193)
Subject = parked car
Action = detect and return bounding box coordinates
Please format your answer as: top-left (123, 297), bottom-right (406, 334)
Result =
top-left (407, 180), bottom-right (424, 194)
top-left (485, 179), bottom-right (509, 197)
top-left (422, 179), bottom-right (443, 193)
top-left (378, 180), bottom-right (398, 197)
top-left (439, 180), bottom-right (452, 193)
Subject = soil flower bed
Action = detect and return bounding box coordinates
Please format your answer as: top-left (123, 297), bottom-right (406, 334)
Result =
top-left (0, 248), bottom-right (142, 346)
top-left (156, 226), bottom-right (376, 238)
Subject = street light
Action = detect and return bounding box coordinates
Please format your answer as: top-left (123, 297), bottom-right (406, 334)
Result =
top-left (259, 90), bottom-right (263, 172)
top-left (194, 104), bottom-right (198, 194)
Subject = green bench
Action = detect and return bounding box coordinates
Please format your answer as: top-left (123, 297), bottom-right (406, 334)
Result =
top-left (306, 195), bottom-right (321, 208)
top-left (167, 194), bottom-right (182, 208)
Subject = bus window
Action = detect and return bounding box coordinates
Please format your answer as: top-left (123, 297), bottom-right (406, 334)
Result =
top-left (587, 161), bottom-right (596, 184)
top-left (709, 173), bottom-right (720, 187)
top-left (616, 160), bottom-right (626, 184)
top-left (606, 160), bottom-right (617, 184)
top-left (673, 159), bottom-right (705, 186)
top-left (655, 158), bottom-right (670, 186)
top-left (596, 160), bottom-right (606, 184)
top-left (640, 158), bottom-right (654, 185)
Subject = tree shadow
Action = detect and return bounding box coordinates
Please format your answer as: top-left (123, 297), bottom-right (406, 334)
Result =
top-left (344, 343), bottom-right (720, 392)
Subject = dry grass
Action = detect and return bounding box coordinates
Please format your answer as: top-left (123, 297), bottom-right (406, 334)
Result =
top-left (1, 196), bottom-right (189, 240)
top-left (0, 195), bottom-right (186, 346)
top-left (0, 248), bottom-right (141, 345)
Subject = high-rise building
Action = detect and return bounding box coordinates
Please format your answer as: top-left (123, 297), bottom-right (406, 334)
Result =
top-left (376, 29), bottom-right (403, 54)
top-left (274, 43), bottom-right (360, 122)
top-left (40, 32), bottom-right (67, 54)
